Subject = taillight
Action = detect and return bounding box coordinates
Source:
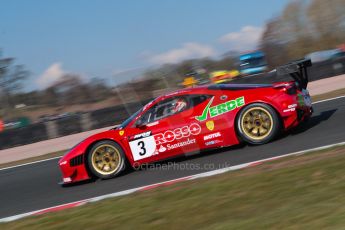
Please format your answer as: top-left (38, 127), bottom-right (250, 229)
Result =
top-left (286, 85), bottom-right (297, 95)
top-left (273, 82), bottom-right (297, 95)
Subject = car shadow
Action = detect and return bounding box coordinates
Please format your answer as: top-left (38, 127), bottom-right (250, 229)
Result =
top-left (61, 168), bottom-right (134, 187)
top-left (60, 178), bottom-right (96, 188)
top-left (136, 109), bottom-right (338, 171)
top-left (288, 109), bottom-right (337, 135)
top-left (135, 143), bottom-right (247, 172)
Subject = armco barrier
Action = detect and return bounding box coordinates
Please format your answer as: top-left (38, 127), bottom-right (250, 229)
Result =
top-left (55, 115), bottom-right (83, 136)
top-left (0, 99), bottom-right (152, 150)
top-left (90, 105), bottom-right (127, 130)
top-left (0, 58), bottom-right (344, 150)
top-left (90, 100), bottom-right (150, 129)
top-left (0, 123), bottom-right (48, 149)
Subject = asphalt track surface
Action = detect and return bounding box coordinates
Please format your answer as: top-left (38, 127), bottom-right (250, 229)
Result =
top-left (1, 97), bottom-right (345, 219)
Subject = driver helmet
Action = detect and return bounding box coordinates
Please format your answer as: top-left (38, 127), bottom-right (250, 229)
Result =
top-left (172, 98), bottom-right (187, 113)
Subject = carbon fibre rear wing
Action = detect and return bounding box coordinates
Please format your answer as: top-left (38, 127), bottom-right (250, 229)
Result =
top-left (276, 59), bottom-right (312, 89)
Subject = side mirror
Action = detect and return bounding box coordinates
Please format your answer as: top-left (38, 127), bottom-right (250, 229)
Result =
top-left (135, 117), bottom-right (146, 128)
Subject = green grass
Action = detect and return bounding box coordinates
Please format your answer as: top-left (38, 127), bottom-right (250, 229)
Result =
top-left (2, 145), bottom-right (345, 230)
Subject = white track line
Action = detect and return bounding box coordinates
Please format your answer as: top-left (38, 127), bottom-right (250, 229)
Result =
top-left (312, 95), bottom-right (345, 104)
top-left (0, 156), bottom-right (62, 171)
top-left (1, 141), bottom-right (345, 223)
top-left (0, 94), bottom-right (344, 172)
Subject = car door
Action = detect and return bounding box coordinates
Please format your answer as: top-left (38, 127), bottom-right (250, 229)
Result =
top-left (125, 95), bottom-right (198, 163)
top-left (191, 93), bottom-right (236, 148)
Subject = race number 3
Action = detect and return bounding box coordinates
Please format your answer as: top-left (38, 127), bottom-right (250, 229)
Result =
top-left (129, 136), bottom-right (156, 161)
top-left (137, 141), bottom-right (146, 156)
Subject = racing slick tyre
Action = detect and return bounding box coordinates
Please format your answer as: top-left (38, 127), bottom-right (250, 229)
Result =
top-left (87, 140), bottom-right (127, 179)
top-left (236, 103), bottom-right (280, 145)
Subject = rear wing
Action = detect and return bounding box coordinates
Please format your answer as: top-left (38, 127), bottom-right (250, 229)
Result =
top-left (276, 59), bottom-right (312, 89)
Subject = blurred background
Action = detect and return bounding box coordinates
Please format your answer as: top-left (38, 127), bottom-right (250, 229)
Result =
top-left (0, 0), bottom-right (344, 149)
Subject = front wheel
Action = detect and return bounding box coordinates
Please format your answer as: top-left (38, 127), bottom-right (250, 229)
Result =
top-left (87, 140), bottom-right (126, 179)
top-left (236, 103), bottom-right (280, 145)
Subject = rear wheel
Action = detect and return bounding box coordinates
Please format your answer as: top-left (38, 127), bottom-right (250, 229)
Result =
top-left (237, 103), bottom-right (280, 145)
top-left (87, 140), bottom-right (126, 179)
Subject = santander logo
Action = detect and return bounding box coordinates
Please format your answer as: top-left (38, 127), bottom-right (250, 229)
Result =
top-left (154, 123), bottom-right (201, 145)
top-left (158, 145), bottom-right (167, 152)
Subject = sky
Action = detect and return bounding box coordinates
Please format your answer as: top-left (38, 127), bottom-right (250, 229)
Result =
top-left (0, 0), bottom-right (291, 91)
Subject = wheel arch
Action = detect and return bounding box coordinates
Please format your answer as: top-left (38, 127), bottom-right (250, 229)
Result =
top-left (83, 138), bottom-right (129, 177)
top-left (234, 100), bottom-right (283, 140)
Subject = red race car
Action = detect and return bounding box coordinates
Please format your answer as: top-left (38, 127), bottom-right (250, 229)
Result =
top-left (59, 59), bottom-right (313, 184)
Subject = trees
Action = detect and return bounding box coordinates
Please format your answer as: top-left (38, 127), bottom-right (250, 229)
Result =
top-left (307, 0), bottom-right (345, 49)
top-left (40, 74), bottom-right (113, 106)
top-left (260, 18), bottom-right (290, 68)
top-left (260, 0), bottom-right (345, 67)
top-left (0, 52), bottom-right (29, 119)
top-left (0, 56), bottom-right (28, 94)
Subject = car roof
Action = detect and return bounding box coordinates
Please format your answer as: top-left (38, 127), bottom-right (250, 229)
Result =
top-left (155, 85), bottom-right (209, 100)
top-left (155, 83), bottom-right (273, 100)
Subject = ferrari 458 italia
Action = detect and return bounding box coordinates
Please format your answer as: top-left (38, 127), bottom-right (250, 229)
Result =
top-left (59, 59), bottom-right (313, 184)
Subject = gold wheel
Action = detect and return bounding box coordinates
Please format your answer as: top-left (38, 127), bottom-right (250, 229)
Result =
top-left (241, 107), bottom-right (274, 140)
top-left (90, 144), bottom-right (122, 175)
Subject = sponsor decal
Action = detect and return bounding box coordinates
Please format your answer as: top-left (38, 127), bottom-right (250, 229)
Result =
top-left (205, 140), bottom-right (222, 146)
top-left (154, 123), bottom-right (201, 145)
top-left (297, 94), bottom-right (304, 106)
top-left (166, 138), bottom-right (196, 150)
top-left (158, 145), bottom-right (167, 153)
top-left (119, 130), bottom-right (125, 136)
top-left (203, 132), bottom-right (221, 141)
top-left (283, 108), bottom-right (295, 112)
top-left (206, 120), bottom-right (214, 131)
top-left (298, 92), bottom-right (311, 107)
top-left (129, 123), bottom-right (201, 161)
top-left (283, 104), bottom-right (297, 113)
top-left (288, 104), bottom-right (297, 109)
top-left (196, 96), bottom-right (245, 122)
top-left (302, 89), bottom-right (312, 107)
top-left (130, 131), bottom-right (152, 141)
